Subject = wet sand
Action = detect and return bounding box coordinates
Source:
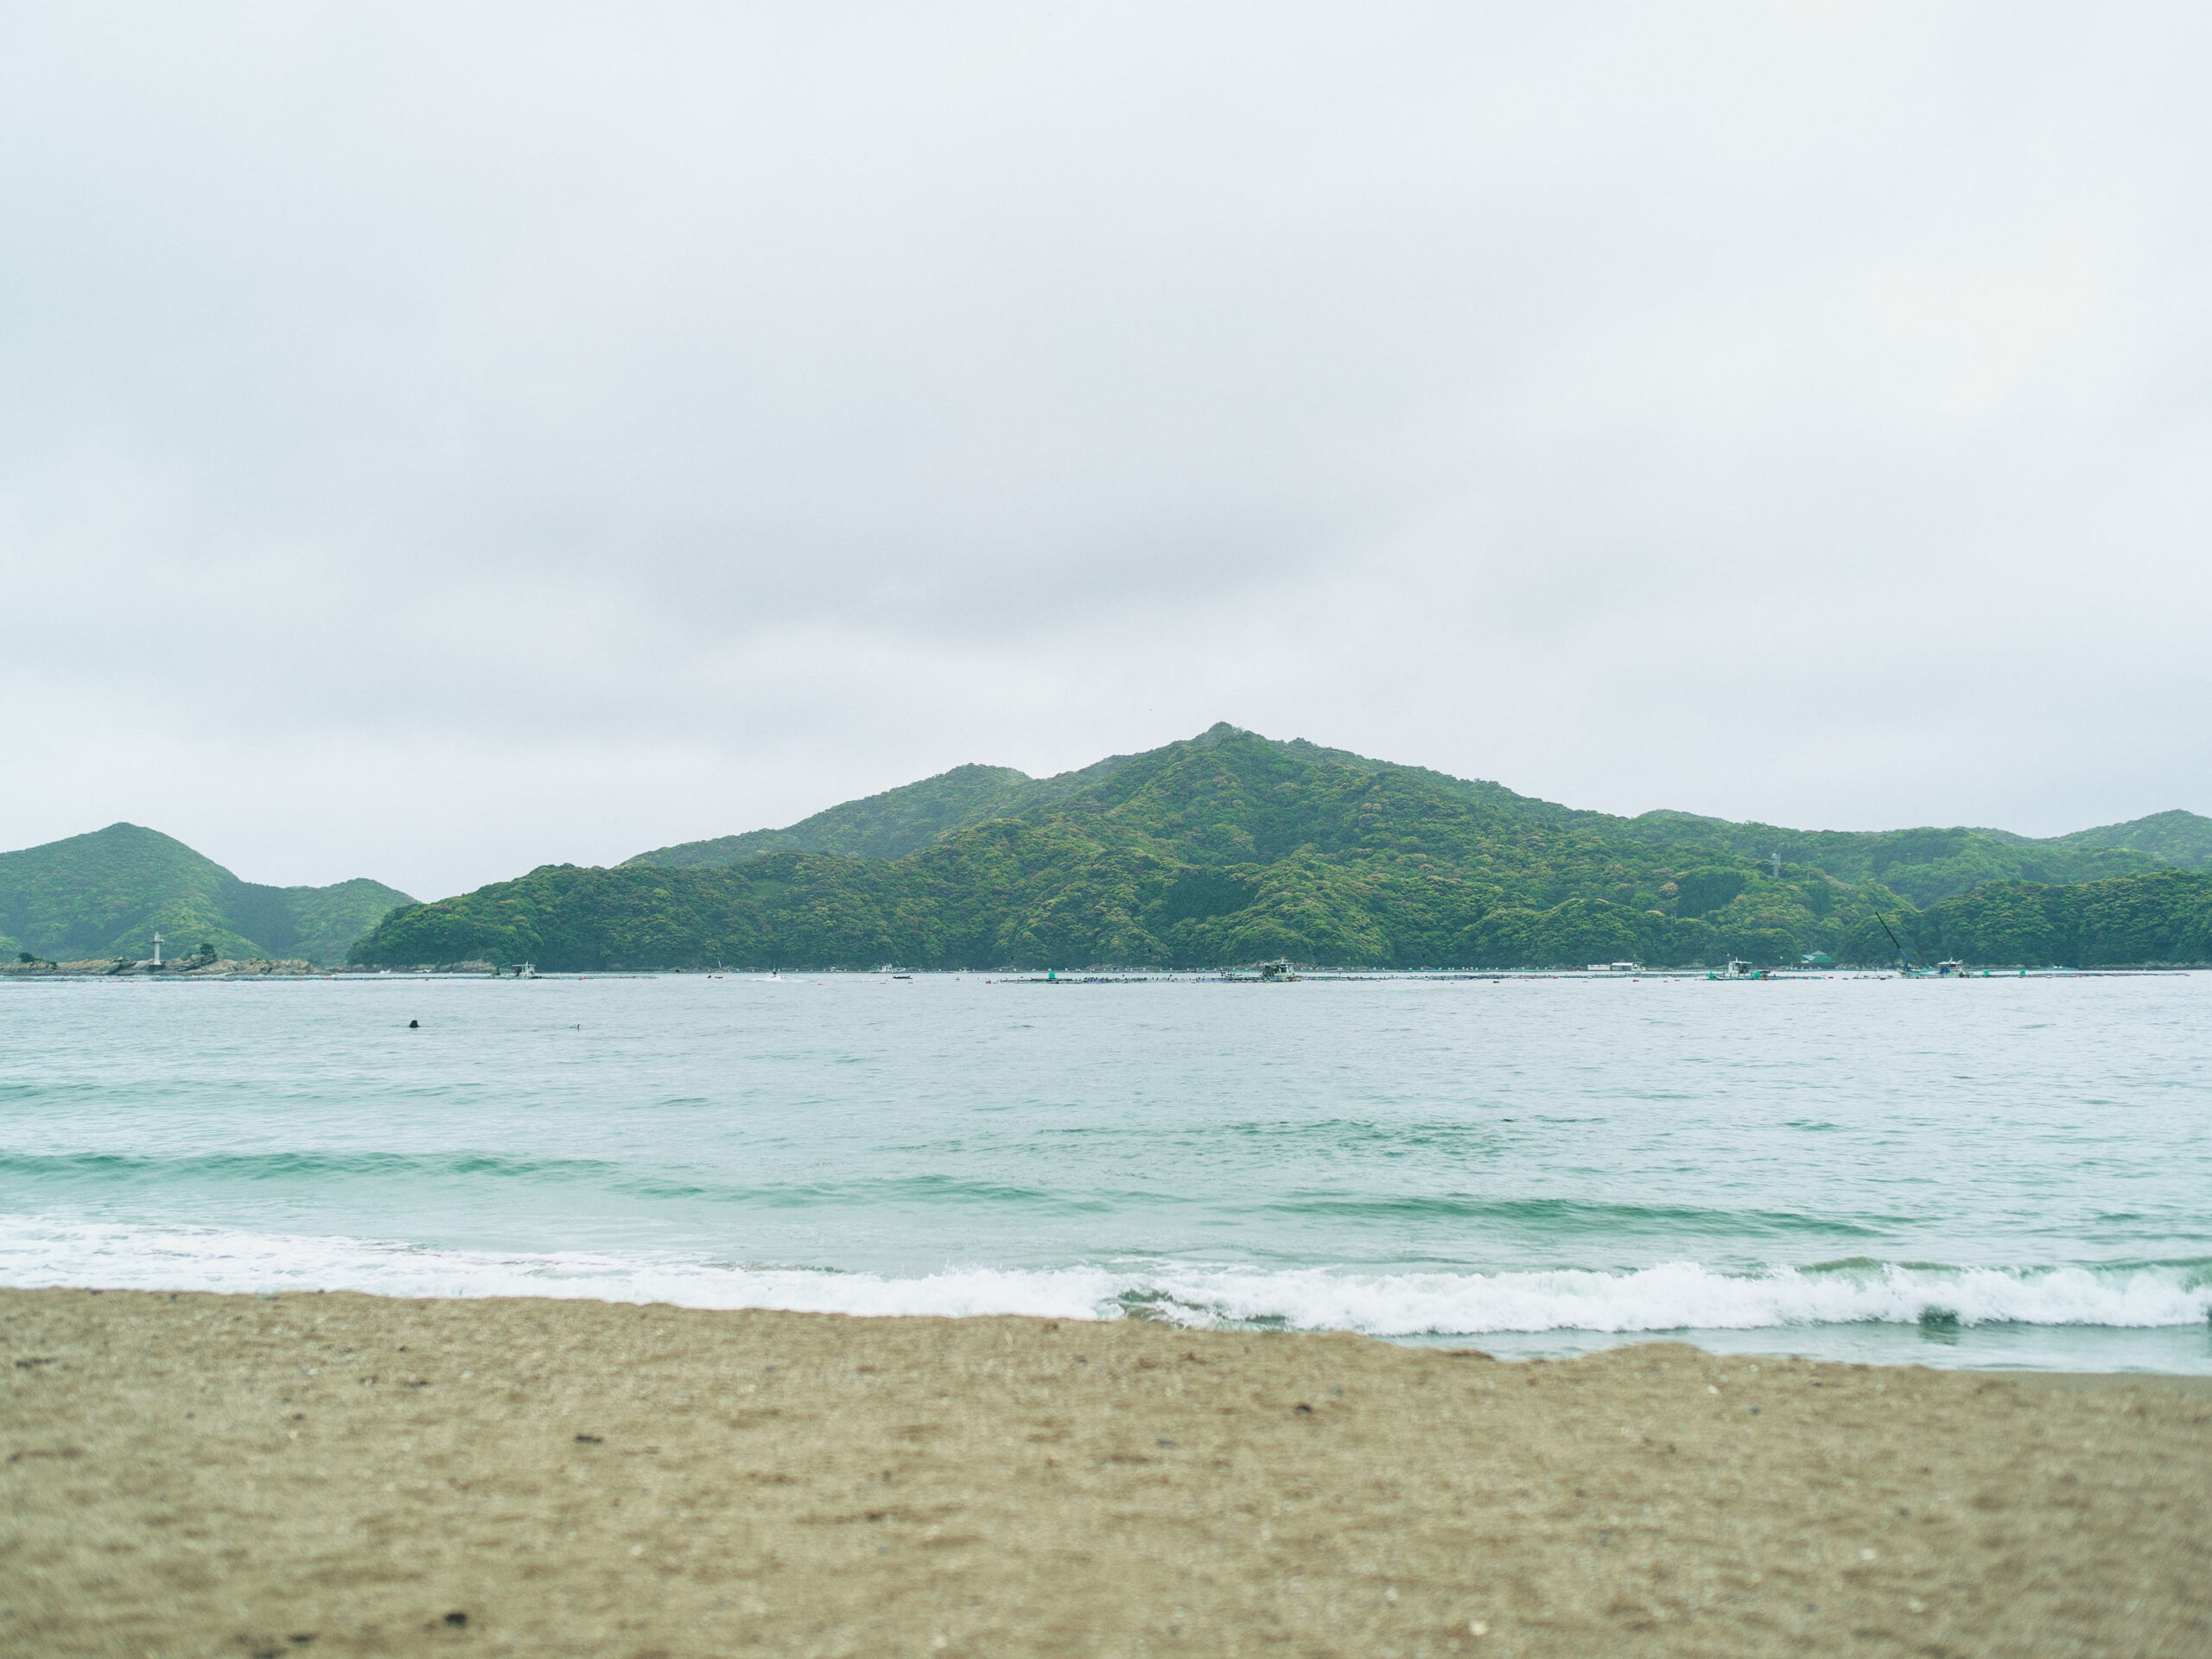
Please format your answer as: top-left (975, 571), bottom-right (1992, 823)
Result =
top-left (3, 1289), bottom-right (2207, 1657)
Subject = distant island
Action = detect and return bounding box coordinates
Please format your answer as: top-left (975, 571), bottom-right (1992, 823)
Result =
top-left (346, 724), bottom-right (2212, 972)
top-left (0, 823), bottom-right (414, 969)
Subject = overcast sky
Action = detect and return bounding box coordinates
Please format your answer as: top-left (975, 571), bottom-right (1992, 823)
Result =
top-left (3, 3), bottom-right (2207, 899)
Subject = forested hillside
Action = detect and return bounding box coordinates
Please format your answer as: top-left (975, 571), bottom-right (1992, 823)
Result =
top-left (1612, 813), bottom-right (2160, 906)
top-left (1916, 869), bottom-right (2212, 968)
top-left (2044, 809), bottom-right (2212, 870)
top-left (352, 725), bottom-right (2212, 971)
top-left (0, 824), bottom-right (414, 965)
top-left (625, 760), bottom-right (1124, 866)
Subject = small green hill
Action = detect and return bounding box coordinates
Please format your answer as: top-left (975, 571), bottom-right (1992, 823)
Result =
top-left (0, 824), bottom-right (415, 965)
top-left (348, 724), bottom-right (2211, 971)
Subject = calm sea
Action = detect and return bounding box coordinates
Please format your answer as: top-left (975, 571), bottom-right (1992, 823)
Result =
top-left (3, 973), bottom-right (2208, 1372)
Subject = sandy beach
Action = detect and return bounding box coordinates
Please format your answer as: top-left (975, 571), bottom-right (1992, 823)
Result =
top-left (3, 1290), bottom-right (2207, 1657)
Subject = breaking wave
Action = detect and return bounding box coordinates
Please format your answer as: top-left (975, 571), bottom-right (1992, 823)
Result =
top-left (2, 1216), bottom-right (2206, 1336)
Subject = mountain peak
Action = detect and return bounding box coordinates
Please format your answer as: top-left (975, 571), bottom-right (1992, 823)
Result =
top-left (1190, 721), bottom-right (1252, 749)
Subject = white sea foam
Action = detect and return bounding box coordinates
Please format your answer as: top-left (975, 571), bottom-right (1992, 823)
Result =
top-left (3, 1216), bottom-right (2206, 1334)
top-left (1144, 1259), bottom-right (2212, 1334)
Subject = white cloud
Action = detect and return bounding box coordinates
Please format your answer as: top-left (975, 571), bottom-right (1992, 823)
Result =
top-left (3, 3), bottom-right (2206, 895)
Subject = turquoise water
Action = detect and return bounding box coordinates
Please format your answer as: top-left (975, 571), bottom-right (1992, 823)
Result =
top-left (3, 972), bottom-right (2209, 1370)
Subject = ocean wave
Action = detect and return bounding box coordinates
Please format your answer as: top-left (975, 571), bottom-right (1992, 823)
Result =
top-left (1132, 1259), bottom-right (2212, 1333)
top-left (1, 1217), bottom-right (2207, 1334)
top-left (0, 1153), bottom-right (1123, 1211)
top-left (0, 1150), bottom-right (632, 1184)
top-left (1245, 1193), bottom-right (1887, 1236)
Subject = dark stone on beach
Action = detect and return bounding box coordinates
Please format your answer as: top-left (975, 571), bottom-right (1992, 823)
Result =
top-left (575, 1433), bottom-right (602, 1443)
top-left (1294, 1403), bottom-right (1313, 1414)
top-left (444, 1611), bottom-right (467, 1627)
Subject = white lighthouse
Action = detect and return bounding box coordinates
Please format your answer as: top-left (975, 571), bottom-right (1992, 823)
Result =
top-left (150, 931), bottom-right (163, 968)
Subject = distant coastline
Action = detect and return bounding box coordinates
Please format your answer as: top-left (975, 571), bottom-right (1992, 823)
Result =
top-left (353, 725), bottom-right (2212, 974)
top-left (8, 726), bottom-right (2209, 975)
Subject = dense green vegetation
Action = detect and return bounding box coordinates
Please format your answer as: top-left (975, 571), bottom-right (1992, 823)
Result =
top-left (1912, 869), bottom-right (2212, 968)
top-left (626, 758), bottom-right (1133, 866)
top-left (2044, 809), bottom-right (2212, 871)
top-left (1613, 813), bottom-right (2162, 907)
top-left (353, 726), bottom-right (2212, 970)
top-left (0, 823), bottom-right (415, 965)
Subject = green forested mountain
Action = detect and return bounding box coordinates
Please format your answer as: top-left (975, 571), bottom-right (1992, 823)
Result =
top-left (351, 724), bottom-right (2212, 970)
top-left (0, 823), bottom-right (415, 965)
top-left (626, 738), bottom-right (1581, 870)
top-left (2043, 809), bottom-right (2212, 871)
top-left (626, 757), bottom-right (1130, 866)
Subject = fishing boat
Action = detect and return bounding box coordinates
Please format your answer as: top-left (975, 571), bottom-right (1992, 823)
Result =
top-left (1876, 915), bottom-right (1940, 977)
top-left (1872, 913), bottom-right (1975, 978)
top-left (1706, 958), bottom-right (1767, 981)
top-left (1221, 958), bottom-right (1301, 982)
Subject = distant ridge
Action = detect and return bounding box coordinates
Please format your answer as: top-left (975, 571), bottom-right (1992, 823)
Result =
top-left (0, 823), bottom-right (414, 966)
top-left (631, 721), bottom-right (2206, 906)
top-left (626, 725), bottom-right (1590, 872)
top-left (626, 757), bottom-right (1130, 868)
top-left (354, 724), bottom-right (2212, 972)
top-left (2043, 808), bottom-right (2212, 870)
